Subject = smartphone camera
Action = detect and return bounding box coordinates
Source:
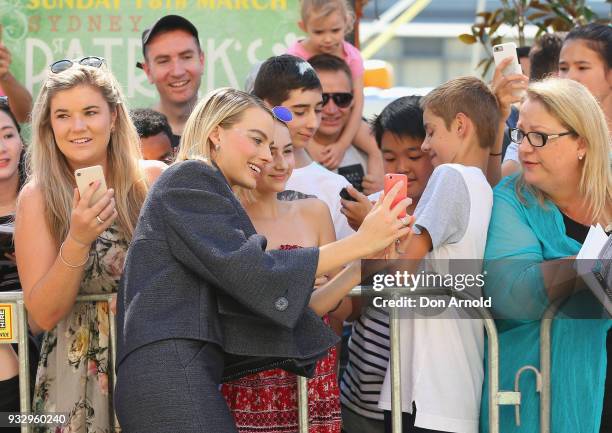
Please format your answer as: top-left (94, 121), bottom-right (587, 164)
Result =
top-left (77, 173), bottom-right (81, 176)
top-left (493, 46), bottom-right (502, 52)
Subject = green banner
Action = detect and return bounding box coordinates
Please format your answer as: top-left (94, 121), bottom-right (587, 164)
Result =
top-left (0, 0), bottom-right (300, 108)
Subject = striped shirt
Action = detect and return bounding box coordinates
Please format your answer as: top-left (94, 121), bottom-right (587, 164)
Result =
top-left (340, 306), bottom-right (389, 420)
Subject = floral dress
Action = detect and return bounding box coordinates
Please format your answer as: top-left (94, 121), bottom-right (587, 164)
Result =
top-left (220, 245), bottom-right (342, 433)
top-left (32, 226), bottom-right (127, 433)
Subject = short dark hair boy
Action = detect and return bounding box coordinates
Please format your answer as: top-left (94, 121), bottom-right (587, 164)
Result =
top-left (252, 54), bottom-right (321, 106)
top-left (371, 95), bottom-right (425, 147)
top-left (130, 108), bottom-right (175, 163)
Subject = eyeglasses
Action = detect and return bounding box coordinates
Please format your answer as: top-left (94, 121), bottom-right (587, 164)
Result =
top-left (272, 106), bottom-right (293, 123)
top-left (509, 127), bottom-right (575, 148)
top-left (50, 56), bottom-right (106, 74)
top-left (322, 92), bottom-right (353, 108)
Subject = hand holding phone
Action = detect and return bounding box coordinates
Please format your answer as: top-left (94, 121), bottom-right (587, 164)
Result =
top-left (340, 186), bottom-right (373, 231)
top-left (492, 42), bottom-right (529, 109)
top-left (339, 187), bottom-right (357, 202)
top-left (356, 177), bottom-right (412, 257)
top-left (384, 174), bottom-right (408, 218)
top-left (493, 42), bottom-right (528, 101)
top-left (75, 165), bottom-right (108, 207)
top-left (69, 165), bottom-right (117, 246)
top-left (493, 42), bottom-right (523, 77)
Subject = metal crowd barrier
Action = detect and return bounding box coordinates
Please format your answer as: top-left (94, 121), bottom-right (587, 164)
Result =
top-left (0, 292), bottom-right (116, 433)
top-left (0, 289), bottom-right (556, 433)
top-left (297, 286), bottom-right (554, 433)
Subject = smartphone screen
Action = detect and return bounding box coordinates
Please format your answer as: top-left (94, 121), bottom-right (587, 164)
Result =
top-left (338, 164), bottom-right (365, 192)
top-left (384, 173), bottom-right (408, 218)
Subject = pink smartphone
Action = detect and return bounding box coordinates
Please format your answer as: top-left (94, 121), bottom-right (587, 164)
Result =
top-left (384, 173), bottom-right (408, 218)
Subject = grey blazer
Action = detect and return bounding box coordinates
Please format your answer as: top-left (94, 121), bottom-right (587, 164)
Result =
top-left (116, 160), bottom-right (338, 379)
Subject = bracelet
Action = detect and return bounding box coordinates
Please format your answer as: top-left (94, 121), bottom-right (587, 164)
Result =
top-left (395, 239), bottom-right (407, 255)
top-left (490, 152), bottom-right (503, 156)
top-left (68, 232), bottom-right (90, 248)
top-left (59, 241), bottom-right (89, 268)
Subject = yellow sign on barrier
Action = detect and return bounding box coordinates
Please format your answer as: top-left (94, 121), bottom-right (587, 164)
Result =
top-left (0, 304), bottom-right (14, 342)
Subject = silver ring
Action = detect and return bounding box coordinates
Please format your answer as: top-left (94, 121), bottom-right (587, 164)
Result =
top-left (400, 215), bottom-right (411, 226)
top-left (96, 216), bottom-right (105, 225)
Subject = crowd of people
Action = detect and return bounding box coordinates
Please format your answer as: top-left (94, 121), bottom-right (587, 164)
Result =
top-left (0, 1), bottom-right (610, 433)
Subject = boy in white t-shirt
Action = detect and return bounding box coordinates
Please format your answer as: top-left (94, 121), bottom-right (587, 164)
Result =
top-left (252, 54), bottom-right (353, 240)
top-left (377, 77), bottom-right (503, 433)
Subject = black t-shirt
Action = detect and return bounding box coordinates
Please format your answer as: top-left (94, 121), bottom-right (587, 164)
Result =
top-left (171, 133), bottom-right (181, 149)
top-left (561, 212), bottom-right (590, 244)
top-left (0, 214), bottom-right (19, 292)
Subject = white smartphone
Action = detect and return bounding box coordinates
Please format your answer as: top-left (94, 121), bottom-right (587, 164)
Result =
top-left (75, 165), bottom-right (107, 207)
top-left (493, 42), bottom-right (523, 76)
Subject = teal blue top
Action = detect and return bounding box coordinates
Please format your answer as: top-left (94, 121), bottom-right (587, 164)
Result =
top-left (480, 175), bottom-right (610, 433)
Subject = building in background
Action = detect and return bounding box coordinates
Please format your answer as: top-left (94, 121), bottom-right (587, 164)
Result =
top-left (359, 0), bottom-right (610, 88)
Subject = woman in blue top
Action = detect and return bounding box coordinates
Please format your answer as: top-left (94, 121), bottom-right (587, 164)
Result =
top-left (481, 78), bottom-right (612, 433)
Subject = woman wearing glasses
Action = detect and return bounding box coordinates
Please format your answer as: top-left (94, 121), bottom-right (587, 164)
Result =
top-left (14, 57), bottom-right (164, 432)
top-left (114, 88), bottom-right (411, 433)
top-left (480, 78), bottom-right (612, 433)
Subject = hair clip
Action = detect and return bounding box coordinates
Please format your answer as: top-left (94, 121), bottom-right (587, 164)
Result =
top-left (272, 106), bottom-right (292, 123)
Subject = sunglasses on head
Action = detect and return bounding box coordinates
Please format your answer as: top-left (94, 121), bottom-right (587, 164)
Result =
top-left (272, 106), bottom-right (293, 123)
top-left (0, 96), bottom-right (8, 107)
top-left (50, 56), bottom-right (106, 74)
top-left (322, 92), bottom-right (353, 108)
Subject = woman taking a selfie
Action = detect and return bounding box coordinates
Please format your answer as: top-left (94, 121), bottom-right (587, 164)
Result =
top-left (221, 115), bottom-right (355, 433)
top-left (14, 57), bottom-right (163, 432)
top-left (115, 87), bottom-right (411, 433)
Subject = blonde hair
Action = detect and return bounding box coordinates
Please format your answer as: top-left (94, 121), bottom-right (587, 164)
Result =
top-left (300, 0), bottom-right (355, 34)
top-left (27, 63), bottom-right (147, 245)
top-left (516, 78), bottom-right (612, 222)
top-left (176, 87), bottom-right (272, 164)
top-left (420, 76), bottom-right (501, 149)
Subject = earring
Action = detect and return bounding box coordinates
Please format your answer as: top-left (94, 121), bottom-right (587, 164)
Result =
top-left (214, 143), bottom-right (220, 152)
top-left (578, 154), bottom-right (584, 160)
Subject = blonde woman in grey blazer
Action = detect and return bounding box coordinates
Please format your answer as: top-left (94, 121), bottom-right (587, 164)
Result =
top-left (115, 88), bottom-right (411, 433)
